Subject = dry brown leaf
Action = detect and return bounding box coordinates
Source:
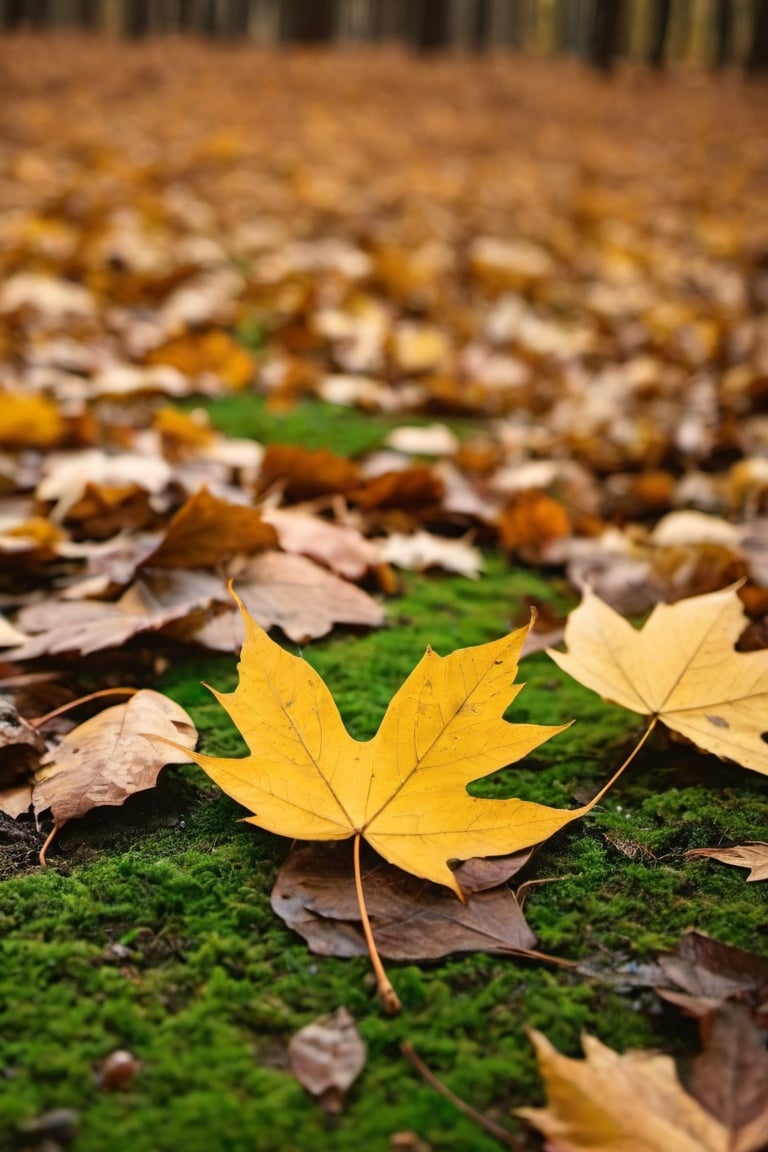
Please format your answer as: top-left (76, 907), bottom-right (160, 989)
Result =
top-left (289, 1007), bottom-right (366, 1114)
top-left (10, 570), bottom-right (224, 658)
top-left (142, 487), bottom-right (277, 569)
top-left (498, 491), bottom-right (571, 557)
top-left (258, 444), bottom-right (361, 502)
top-left (270, 843), bottom-right (538, 961)
top-left (656, 930), bottom-right (768, 1027)
top-left (690, 1005), bottom-right (768, 1152)
top-left (33, 689), bottom-right (196, 832)
top-left (686, 843), bottom-right (768, 882)
top-left (549, 585), bottom-right (768, 775)
top-left (215, 551), bottom-right (384, 644)
top-left (145, 330), bottom-right (254, 390)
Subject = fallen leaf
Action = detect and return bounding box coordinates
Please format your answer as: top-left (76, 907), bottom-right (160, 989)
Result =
top-left (0, 783), bottom-right (33, 819)
top-left (690, 1004), bottom-right (768, 1152)
top-left (271, 842), bottom-right (538, 961)
top-left (0, 391), bottom-right (65, 449)
top-left (655, 930), bottom-right (768, 1026)
top-left (549, 585), bottom-right (768, 775)
top-left (262, 508), bottom-right (381, 579)
top-left (384, 423), bottom-right (459, 457)
top-left (0, 693), bottom-right (45, 786)
top-left (190, 551), bottom-right (385, 645)
top-left (258, 444), bottom-right (361, 502)
top-left (685, 843), bottom-right (768, 882)
top-left (178, 589), bottom-right (582, 895)
top-left (519, 1029), bottom-right (730, 1152)
top-left (10, 570), bottom-right (224, 658)
top-left (289, 1007), bottom-right (366, 1113)
top-left (141, 487), bottom-right (277, 568)
top-left (377, 530), bottom-right (482, 579)
top-left (34, 689), bottom-right (197, 828)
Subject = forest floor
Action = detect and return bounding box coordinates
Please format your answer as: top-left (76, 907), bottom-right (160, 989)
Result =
top-left (1, 37), bottom-right (768, 1152)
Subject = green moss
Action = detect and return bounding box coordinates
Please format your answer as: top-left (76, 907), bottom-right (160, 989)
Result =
top-left (3, 468), bottom-right (768, 1150)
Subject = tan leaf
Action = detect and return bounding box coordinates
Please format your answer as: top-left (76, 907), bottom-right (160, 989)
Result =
top-left (220, 551), bottom-right (384, 644)
top-left (685, 843), bottom-right (768, 882)
top-left (549, 586), bottom-right (768, 775)
top-left (33, 689), bottom-right (197, 826)
top-left (519, 1030), bottom-right (729, 1152)
top-left (289, 1007), bottom-right (366, 1114)
top-left (262, 509), bottom-right (381, 579)
top-left (10, 571), bottom-right (224, 658)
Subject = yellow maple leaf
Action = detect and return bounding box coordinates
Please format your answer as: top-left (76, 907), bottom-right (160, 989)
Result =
top-left (519, 1030), bottom-right (729, 1152)
top-left (163, 590), bottom-right (590, 1009)
top-left (549, 586), bottom-right (768, 775)
top-left (189, 591), bottom-right (583, 893)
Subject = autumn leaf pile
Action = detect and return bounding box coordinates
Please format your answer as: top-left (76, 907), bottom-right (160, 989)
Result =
top-left (2, 36), bottom-right (768, 1151)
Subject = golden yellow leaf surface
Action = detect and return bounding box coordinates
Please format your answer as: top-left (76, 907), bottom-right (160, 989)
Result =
top-left (549, 586), bottom-right (768, 775)
top-left (519, 1030), bottom-right (729, 1152)
top-left (184, 591), bottom-right (584, 894)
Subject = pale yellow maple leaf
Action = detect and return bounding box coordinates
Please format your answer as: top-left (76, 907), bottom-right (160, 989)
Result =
top-left (548, 586), bottom-right (768, 775)
top-left (519, 1030), bottom-right (729, 1152)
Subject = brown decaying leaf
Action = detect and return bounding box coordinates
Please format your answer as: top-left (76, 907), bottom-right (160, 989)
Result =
top-left (192, 551), bottom-right (385, 645)
top-left (690, 1004), bottom-right (768, 1152)
top-left (270, 843), bottom-right (538, 962)
top-left (288, 1006), bottom-right (366, 1114)
top-left (258, 444), bottom-right (361, 502)
top-left (686, 843), bottom-right (768, 882)
top-left (34, 689), bottom-right (197, 826)
top-left (141, 486), bottom-right (277, 569)
top-left (0, 693), bottom-right (45, 782)
top-left (655, 930), bottom-right (768, 1027)
top-left (9, 571), bottom-right (225, 659)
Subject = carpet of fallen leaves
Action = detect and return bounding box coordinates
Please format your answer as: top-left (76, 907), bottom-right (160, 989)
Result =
top-left (3, 35), bottom-right (768, 1152)
top-left (2, 42), bottom-right (768, 647)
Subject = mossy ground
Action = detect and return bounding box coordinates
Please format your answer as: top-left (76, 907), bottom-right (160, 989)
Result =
top-left (2, 395), bottom-right (768, 1151)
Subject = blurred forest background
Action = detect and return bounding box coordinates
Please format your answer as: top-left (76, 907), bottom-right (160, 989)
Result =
top-left (1, 0), bottom-right (767, 73)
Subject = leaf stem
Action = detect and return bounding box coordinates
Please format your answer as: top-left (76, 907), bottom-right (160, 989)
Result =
top-left (30, 687), bottom-right (139, 729)
top-left (401, 1041), bottom-right (521, 1148)
top-left (586, 716), bottom-right (658, 809)
top-left (38, 822), bottom-right (61, 867)
top-left (353, 833), bottom-right (401, 1015)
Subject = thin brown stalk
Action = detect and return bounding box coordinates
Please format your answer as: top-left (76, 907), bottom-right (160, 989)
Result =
top-left (586, 716), bottom-right (658, 809)
top-left (38, 823), bottom-right (61, 868)
top-left (30, 687), bottom-right (139, 729)
top-left (353, 833), bottom-right (401, 1015)
top-left (401, 1041), bottom-right (521, 1149)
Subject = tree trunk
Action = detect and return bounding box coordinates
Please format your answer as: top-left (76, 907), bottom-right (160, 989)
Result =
top-left (648, 0), bottom-right (671, 69)
top-left (713, 0), bottom-right (733, 69)
top-left (411, 0), bottom-right (449, 52)
top-left (748, 0), bottom-right (768, 71)
top-left (471, 0), bottom-right (490, 51)
top-left (281, 0), bottom-right (337, 42)
top-left (590, 0), bottom-right (624, 72)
